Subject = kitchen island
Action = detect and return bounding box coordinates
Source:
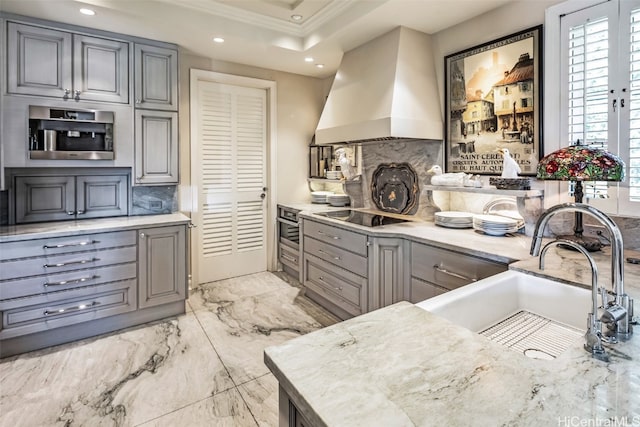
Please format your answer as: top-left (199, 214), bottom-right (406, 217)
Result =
top-left (266, 208), bottom-right (640, 425)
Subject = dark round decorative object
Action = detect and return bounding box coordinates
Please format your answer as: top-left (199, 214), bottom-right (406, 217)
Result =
top-left (371, 163), bottom-right (419, 214)
top-left (489, 177), bottom-right (531, 190)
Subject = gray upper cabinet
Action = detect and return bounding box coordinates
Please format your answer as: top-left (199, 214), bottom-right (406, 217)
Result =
top-left (7, 22), bottom-right (72, 98)
top-left (14, 173), bottom-right (128, 223)
top-left (138, 225), bottom-right (187, 309)
top-left (134, 44), bottom-right (178, 111)
top-left (6, 22), bottom-right (129, 103)
top-left (72, 34), bottom-right (129, 104)
top-left (134, 109), bottom-right (179, 185)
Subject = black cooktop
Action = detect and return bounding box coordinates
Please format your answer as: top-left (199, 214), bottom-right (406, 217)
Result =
top-left (314, 210), bottom-right (410, 227)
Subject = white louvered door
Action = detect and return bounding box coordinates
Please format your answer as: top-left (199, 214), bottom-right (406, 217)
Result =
top-left (194, 81), bottom-right (267, 282)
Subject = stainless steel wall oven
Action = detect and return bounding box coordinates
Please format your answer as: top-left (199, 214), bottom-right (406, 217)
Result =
top-left (277, 205), bottom-right (301, 279)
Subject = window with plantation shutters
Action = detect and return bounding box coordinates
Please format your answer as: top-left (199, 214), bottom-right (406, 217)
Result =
top-left (554, 0), bottom-right (640, 214)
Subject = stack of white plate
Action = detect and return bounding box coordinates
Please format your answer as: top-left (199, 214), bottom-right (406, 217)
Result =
top-left (472, 214), bottom-right (521, 236)
top-left (327, 194), bottom-right (350, 207)
top-left (434, 211), bottom-right (473, 228)
top-left (326, 170), bottom-right (343, 180)
top-left (311, 191), bottom-right (334, 204)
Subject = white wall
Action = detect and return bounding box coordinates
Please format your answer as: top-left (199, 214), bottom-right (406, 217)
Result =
top-left (177, 52), bottom-right (330, 212)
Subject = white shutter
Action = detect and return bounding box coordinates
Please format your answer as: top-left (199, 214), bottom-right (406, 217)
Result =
top-left (561, 1), bottom-right (618, 208)
top-left (623, 3), bottom-right (640, 204)
top-left (197, 82), bottom-right (267, 262)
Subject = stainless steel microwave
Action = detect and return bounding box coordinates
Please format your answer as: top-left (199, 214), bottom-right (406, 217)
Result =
top-left (28, 106), bottom-right (114, 160)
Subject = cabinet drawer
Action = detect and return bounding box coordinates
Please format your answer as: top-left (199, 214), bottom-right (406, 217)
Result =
top-left (303, 220), bottom-right (367, 256)
top-left (411, 243), bottom-right (506, 291)
top-left (0, 280), bottom-right (136, 339)
top-left (409, 278), bottom-right (447, 304)
top-left (304, 254), bottom-right (366, 316)
top-left (0, 246), bottom-right (137, 281)
top-left (0, 263), bottom-right (137, 300)
top-left (303, 236), bottom-right (367, 277)
top-left (0, 230), bottom-right (136, 261)
top-left (279, 244), bottom-right (300, 271)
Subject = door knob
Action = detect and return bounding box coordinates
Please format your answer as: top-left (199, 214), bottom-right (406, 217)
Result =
top-left (260, 193), bottom-right (266, 199)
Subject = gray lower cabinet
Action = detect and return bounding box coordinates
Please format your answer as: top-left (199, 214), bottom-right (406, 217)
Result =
top-left (134, 110), bottom-right (179, 185)
top-left (408, 242), bottom-right (507, 303)
top-left (0, 223), bottom-right (189, 358)
top-left (302, 219), bottom-right (368, 320)
top-left (14, 173), bottom-right (128, 223)
top-left (368, 237), bottom-right (408, 311)
top-left (279, 385), bottom-right (313, 427)
top-left (138, 225), bottom-right (187, 308)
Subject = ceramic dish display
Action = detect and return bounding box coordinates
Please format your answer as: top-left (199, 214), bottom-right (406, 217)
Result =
top-left (434, 211), bottom-right (473, 228)
top-left (472, 214), bottom-right (522, 236)
top-left (370, 163), bottom-right (418, 214)
top-left (311, 191), bottom-right (334, 204)
top-left (327, 194), bottom-right (350, 207)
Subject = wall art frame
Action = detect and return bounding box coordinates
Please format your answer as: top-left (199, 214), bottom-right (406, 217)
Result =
top-left (444, 25), bottom-right (543, 176)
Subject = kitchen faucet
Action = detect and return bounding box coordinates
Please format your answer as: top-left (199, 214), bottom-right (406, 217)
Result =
top-left (539, 239), bottom-right (608, 361)
top-left (530, 202), bottom-right (634, 341)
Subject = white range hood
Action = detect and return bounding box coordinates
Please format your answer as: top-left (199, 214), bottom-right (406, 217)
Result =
top-left (315, 26), bottom-right (443, 145)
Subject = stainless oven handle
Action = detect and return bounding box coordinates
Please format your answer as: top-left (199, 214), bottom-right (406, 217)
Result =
top-left (433, 263), bottom-right (477, 283)
top-left (281, 254), bottom-right (298, 263)
top-left (277, 217), bottom-right (299, 227)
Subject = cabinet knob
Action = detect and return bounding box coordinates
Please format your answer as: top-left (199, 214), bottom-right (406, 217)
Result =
top-left (74, 90), bottom-right (81, 101)
top-left (76, 210), bottom-right (85, 215)
top-left (67, 211), bottom-right (76, 215)
top-left (140, 232), bottom-right (145, 238)
top-left (135, 99), bottom-right (142, 104)
top-left (63, 89), bottom-right (70, 99)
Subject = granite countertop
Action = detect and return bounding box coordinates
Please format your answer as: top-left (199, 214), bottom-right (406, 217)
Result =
top-left (0, 213), bottom-right (191, 243)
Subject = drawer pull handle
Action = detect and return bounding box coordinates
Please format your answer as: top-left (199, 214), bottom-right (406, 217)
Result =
top-left (281, 254), bottom-right (298, 263)
top-left (317, 231), bottom-right (340, 240)
top-left (318, 249), bottom-right (341, 260)
top-left (44, 301), bottom-right (100, 317)
top-left (334, 286), bottom-right (343, 291)
top-left (43, 275), bottom-right (100, 288)
top-left (43, 240), bottom-right (99, 249)
top-left (43, 258), bottom-right (99, 268)
top-left (433, 264), bottom-right (477, 283)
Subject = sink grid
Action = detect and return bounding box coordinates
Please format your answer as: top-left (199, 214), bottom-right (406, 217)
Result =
top-left (480, 310), bottom-right (584, 359)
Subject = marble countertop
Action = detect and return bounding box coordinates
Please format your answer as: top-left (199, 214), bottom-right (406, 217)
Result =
top-left (265, 299), bottom-right (640, 426)
top-left (295, 205), bottom-right (533, 264)
top-left (270, 203), bottom-right (640, 425)
top-left (0, 213), bottom-right (191, 242)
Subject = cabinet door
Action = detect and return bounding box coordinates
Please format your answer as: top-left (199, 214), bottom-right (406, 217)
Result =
top-left (73, 34), bottom-right (129, 103)
top-left (7, 22), bottom-right (73, 98)
top-left (14, 176), bottom-right (75, 223)
top-left (134, 44), bottom-right (178, 110)
top-left (368, 237), bottom-right (407, 310)
top-left (138, 225), bottom-right (187, 308)
top-left (134, 110), bottom-right (179, 184)
top-left (76, 175), bottom-right (128, 219)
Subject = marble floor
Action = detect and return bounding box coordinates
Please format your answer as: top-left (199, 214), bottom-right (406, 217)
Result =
top-left (0, 272), bottom-right (338, 427)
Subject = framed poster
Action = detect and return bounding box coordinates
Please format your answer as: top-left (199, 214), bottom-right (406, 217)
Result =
top-left (444, 25), bottom-right (542, 176)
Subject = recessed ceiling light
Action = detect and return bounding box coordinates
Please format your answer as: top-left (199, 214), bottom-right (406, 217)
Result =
top-left (79, 8), bottom-right (95, 16)
top-left (316, 64), bottom-right (324, 69)
top-left (305, 57), bottom-right (314, 63)
top-left (213, 37), bottom-right (225, 43)
top-left (291, 14), bottom-right (303, 21)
